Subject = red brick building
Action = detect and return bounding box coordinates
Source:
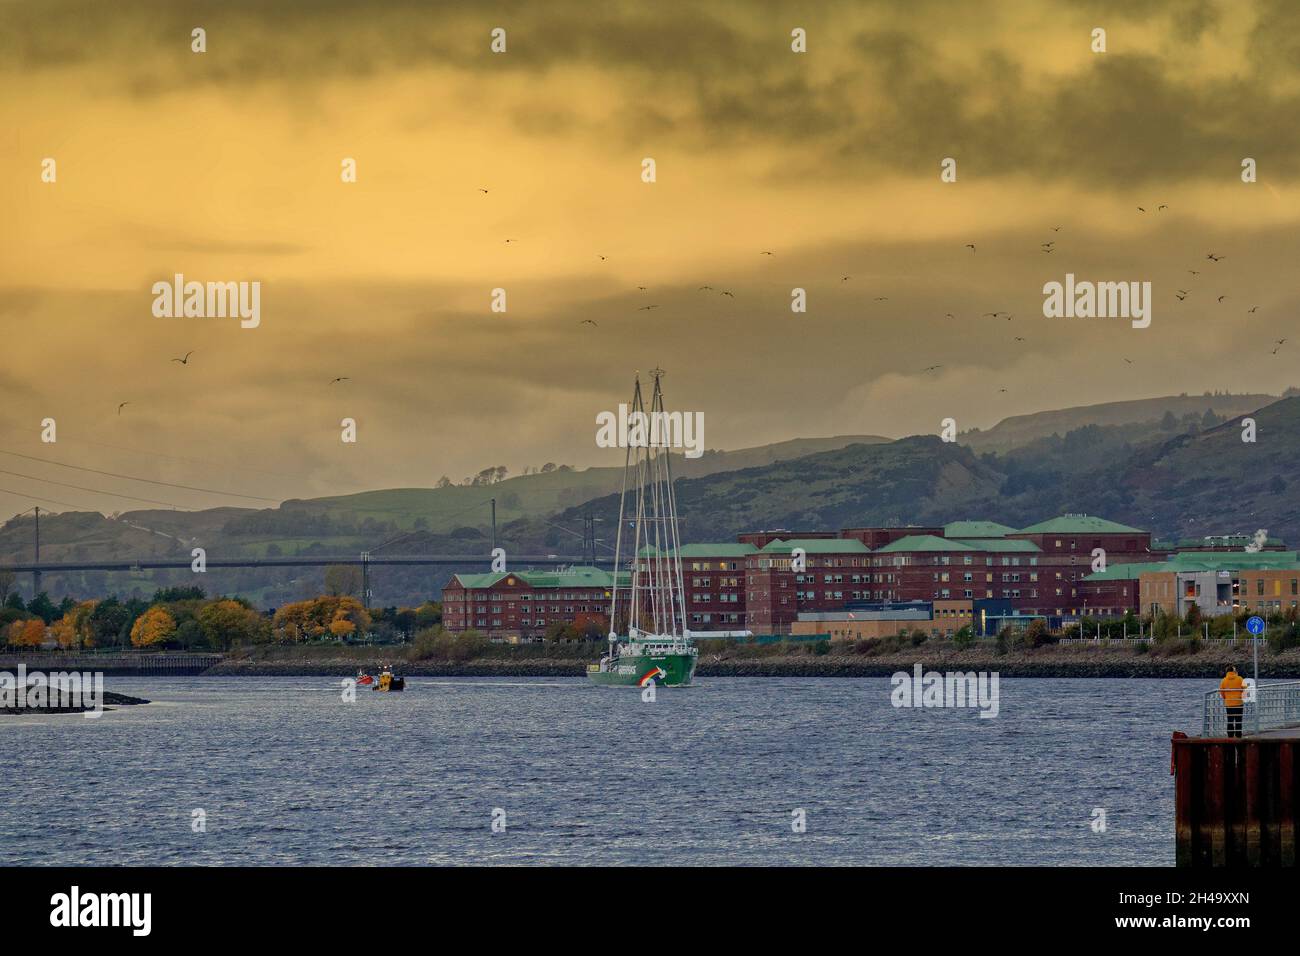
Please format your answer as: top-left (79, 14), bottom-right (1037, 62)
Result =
top-left (744, 538), bottom-right (874, 632)
top-left (442, 514), bottom-right (1177, 637)
top-left (441, 566), bottom-right (620, 642)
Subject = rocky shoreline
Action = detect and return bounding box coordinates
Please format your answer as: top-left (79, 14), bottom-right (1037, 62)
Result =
top-left (204, 646), bottom-right (1300, 679)
top-left (1, 690), bottom-right (150, 715)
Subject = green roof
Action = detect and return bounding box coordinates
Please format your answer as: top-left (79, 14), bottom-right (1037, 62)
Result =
top-left (1174, 536), bottom-right (1287, 548)
top-left (943, 520), bottom-right (1017, 538)
top-left (639, 543), bottom-right (757, 558)
top-left (1082, 561), bottom-right (1170, 581)
top-left (1016, 515), bottom-right (1145, 535)
top-left (951, 538), bottom-right (1042, 553)
top-left (452, 566), bottom-right (626, 590)
top-left (760, 538), bottom-right (871, 554)
top-left (874, 535), bottom-right (975, 553)
top-left (1085, 552), bottom-right (1300, 580)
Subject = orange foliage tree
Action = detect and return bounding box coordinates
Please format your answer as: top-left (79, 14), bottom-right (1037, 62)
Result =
top-left (130, 607), bottom-right (177, 648)
top-left (6, 619), bottom-right (46, 647)
top-left (274, 596), bottom-right (371, 642)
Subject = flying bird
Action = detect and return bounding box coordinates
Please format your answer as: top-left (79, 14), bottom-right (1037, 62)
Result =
top-left (598, 255), bottom-right (607, 261)
top-left (1137, 206), bottom-right (1146, 212)
top-left (1248, 306), bottom-right (1259, 313)
top-left (998, 388), bottom-right (1008, 393)
top-left (636, 286), bottom-right (647, 291)
top-left (921, 365), bottom-right (942, 373)
top-left (1187, 270), bottom-right (1201, 276)
top-left (945, 313), bottom-right (956, 319)
top-left (1123, 358), bottom-right (1133, 364)
top-left (965, 244), bottom-right (976, 252)
top-left (1206, 253), bottom-right (1224, 261)
top-left (1175, 292), bottom-right (1188, 301)
top-left (580, 319), bottom-right (597, 327)
top-left (171, 350), bottom-right (195, 365)
top-left (1051, 226), bottom-right (1062, 232)
top-left (638, 305), bottom-right (659, 311)
top-left (840, 276), bottom-right (851, 282)
top-left (874, 296), bottom-right (889, 301)
top-left (720, 290), bottom-right (735, 298)
top-left (698, 286), bottom-right (714, 291)
top-left (1014, 336), bottom-right (1026, 342)
top-left (330, 377), bottom-right (350, 385)
top-left (117, 402), bottom-right (130, 415)
top-left (1157, 204), bottom-right (1168, 211)
top-left (478, 188), bottom-right (489, 194)
top-left (504, 238), bottom-right (518, 244)
top-left (1218, 295), bottom-right (1227, 303)
top-left (760, 250), bottom-right (774, 256)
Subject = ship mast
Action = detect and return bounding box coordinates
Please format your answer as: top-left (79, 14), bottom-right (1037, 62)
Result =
top-left (607, 369), bottom-right (687, 644)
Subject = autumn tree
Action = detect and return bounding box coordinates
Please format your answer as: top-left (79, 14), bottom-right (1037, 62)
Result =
top-left (6, 618), bottom-right (45, 647)
top-left (198, 599), bottom-right (270, 650)
top-left (130, 607), bottom-right (177, 648)
top-left (273, 596), bottom-right (370, 643)
top-left (50, 600), bottom-right (98, 649)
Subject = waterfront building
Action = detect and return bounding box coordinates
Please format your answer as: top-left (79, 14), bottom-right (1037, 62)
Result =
top-left (443, 514), bottom-right (1288, 639)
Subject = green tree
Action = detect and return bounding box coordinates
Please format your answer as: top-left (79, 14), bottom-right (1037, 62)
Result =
top-left (198, 600), bottom-right (270, 650)
top-left (153, 585), bottom-right (206, 603)
top-left (26, 592), bottom-right (59, 624)
top-left (89, 598), bottom-right (133, 647)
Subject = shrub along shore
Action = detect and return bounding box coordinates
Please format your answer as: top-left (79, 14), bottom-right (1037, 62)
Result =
top-left (201, 632), bottom-right (1300, 679)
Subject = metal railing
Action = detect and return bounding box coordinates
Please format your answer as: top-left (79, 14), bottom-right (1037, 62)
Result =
top-left (1202, 680), bottom-right (1300, 737)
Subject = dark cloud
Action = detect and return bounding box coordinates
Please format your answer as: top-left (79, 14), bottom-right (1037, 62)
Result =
top-left (7, 1), bottom-right (1299, 185)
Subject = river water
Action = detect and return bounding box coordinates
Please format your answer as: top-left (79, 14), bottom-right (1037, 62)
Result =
top-left (0, 676), bottom-right (1204, 865)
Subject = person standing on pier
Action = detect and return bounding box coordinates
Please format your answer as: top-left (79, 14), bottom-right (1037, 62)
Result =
top-left (1218, 665), bottom-right (1246, 738)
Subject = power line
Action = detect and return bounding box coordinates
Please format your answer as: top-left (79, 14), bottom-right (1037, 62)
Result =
top-left (0, 449), bottom-right (278, 502)
top-left (0, 487), bottom-right (92, 511)
top-left (46, 435), bottom-right (320, 483)
top-left (0, 468), bottom-right (182, 508)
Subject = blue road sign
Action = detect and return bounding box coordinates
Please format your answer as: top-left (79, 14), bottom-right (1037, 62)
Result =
top-left (1246, 615), bottom-right (1266, 635)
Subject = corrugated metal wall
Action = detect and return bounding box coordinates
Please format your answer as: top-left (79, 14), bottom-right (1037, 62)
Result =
top-left (1173, 733), bottom-right (1298, 866)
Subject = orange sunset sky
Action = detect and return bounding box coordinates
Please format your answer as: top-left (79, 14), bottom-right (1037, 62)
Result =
top-left (2, 0), bottom-right (1298, 513)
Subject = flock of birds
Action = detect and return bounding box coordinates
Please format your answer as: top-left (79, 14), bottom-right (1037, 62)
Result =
top-left (111, 196), bottom-right (1286, 415)
top-left (562, 202), bottom-right (1287, 390)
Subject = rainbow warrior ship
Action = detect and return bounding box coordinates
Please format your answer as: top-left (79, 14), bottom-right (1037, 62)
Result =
top-left (587, 370), bottom-right (699, 688)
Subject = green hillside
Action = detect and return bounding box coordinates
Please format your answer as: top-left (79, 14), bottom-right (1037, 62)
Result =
top-left (273, 434), bottom-right (890, 533)
top-left (960, 392), bottom-right (1274, 454)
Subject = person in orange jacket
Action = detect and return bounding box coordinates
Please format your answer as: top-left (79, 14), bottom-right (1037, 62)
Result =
top-left (1219, 666), bottom-right (1246, 738)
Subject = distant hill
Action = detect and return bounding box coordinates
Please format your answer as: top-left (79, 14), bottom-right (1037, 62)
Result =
top-left (543, 437), bottom-right (1005, 542)
top-left (960, 392), bottom-right (1274, 453)
top-left (569, 395), bottom-right (1293, 550)
top-left (274, 434), bottom-right (890, 532)
top-left (4, 394), bottom-right (1295, 608)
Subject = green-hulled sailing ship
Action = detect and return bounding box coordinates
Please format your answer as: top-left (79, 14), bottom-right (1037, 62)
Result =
top-left (587, 370), bottom-right (698, 688)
